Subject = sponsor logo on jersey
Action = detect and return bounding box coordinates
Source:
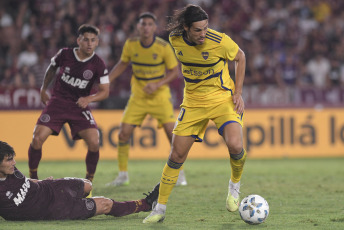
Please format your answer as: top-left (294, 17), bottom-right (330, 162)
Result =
top-left (40, 114), bottom-right (50, 123)
top-left (178, 51), bottom-right (183, 56)
top-left (13, 178), bottom-right (30, 206)
top-left (61, 73), bottom-right (90, 89)
top-left (202, 52), bottom-right (209, 60)
top-left (83, 70), bottom-right (93, 80)
top-left (183, 68), bottom-right (215, 76)
top-left (133, 69), bottom-right (160, 75)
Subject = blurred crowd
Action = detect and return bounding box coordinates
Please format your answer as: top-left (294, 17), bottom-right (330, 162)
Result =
top-left (1, 0), bottom-right (344, 108)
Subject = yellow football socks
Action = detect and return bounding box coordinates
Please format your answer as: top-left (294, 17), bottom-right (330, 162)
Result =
top-left (158, 160), bottom-right (183, 204)
top-left (118, 141), bottom-right (130, 171)
top-left (230, 149), bottom-right (247, 183)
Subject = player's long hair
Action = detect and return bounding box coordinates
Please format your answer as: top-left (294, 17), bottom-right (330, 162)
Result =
top-left (0, 141), bottom-right (15, 162)
top-left (166, 4), bottom-right (208, 33)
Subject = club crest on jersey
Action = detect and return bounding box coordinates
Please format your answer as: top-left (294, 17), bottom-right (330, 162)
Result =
top-left (85, 199), bottom-right (95, 210)
top-left (65, 67), bottom-right (70, 74)
top-left (83, 70), bottom-right (93, 80)
top-left (202, 52), bottom-right (209, 60)
top-left (6, 191), bottom-right (13, 199)
top-left (153, 53), bottom-right (158, 60)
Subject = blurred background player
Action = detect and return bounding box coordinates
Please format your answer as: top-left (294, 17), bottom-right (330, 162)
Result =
top-left (0, 141), bottom-right (159, 221)
top-left (106, 12), bottom-right (187, 187)
top-left (143, 5), bottom-right (247, 223)
top-left (27, 25), bottom-right (110, 188)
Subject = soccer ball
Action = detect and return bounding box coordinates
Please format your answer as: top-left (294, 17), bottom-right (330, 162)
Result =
top-left (239, 194), bottom-right (269, 225)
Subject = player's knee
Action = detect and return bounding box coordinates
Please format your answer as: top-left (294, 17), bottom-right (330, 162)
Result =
top-left (87, 139), bottom-right (100, 151)
top-left (103, 199), bottom-right (113, 214)
top-left (227, 141), bottom-right (243, 155)
top-left (118, 131), bottom-right (130, 142)
top-left (95, 198), bottom-right (113, 214)
top-left (31, 135), bottom-right (45, 148)
top-left (170, 149), bottom-right (186, 162)
top-left (84, 179), bottom-right (93, 193)
top-left (228, 143), bottom-right (243, 154)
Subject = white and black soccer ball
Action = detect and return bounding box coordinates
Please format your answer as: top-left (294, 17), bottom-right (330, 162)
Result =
top-left (239, 194), bottom-right (269, 225)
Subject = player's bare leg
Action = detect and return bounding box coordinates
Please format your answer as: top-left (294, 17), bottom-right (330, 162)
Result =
top-left (106, 123), bottom-right (135, 186)
top-left (29, 125), bottom-right (53, 179)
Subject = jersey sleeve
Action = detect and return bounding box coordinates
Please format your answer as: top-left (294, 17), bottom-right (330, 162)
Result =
top-left (168, 33), bottom-right (176, 49)
top-left (163, 43), bottom-right (178, 70)
top-left (97, 58), bottom-right (110, 84)
top-left (221, 34), bottom-right (239, 61)
top-left (120, 39), bottom-right (131, 63)
top-left (51, 49), bottom-right (64, 67)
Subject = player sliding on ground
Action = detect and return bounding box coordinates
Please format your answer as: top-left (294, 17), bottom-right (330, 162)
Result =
top-left (143, 4), bottom-right (247, 223)
top-left (0, 141), bottom-right (159, 221)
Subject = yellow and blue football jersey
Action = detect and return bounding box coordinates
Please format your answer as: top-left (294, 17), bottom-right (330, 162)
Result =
top-left (169, 28), bottom-right (239, 107)
top-left (121, 36), bottom-right (178, 99)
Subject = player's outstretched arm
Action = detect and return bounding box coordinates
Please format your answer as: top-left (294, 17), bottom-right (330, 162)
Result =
top-left (108, 60), bottom-right (130, 83)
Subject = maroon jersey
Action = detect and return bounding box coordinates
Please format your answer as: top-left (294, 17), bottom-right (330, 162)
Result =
top-left (34, 47), bottom-right (109, 139)
top-left (50, 48), bottom-right (109, 102)
top-left (0, 168), bottom-right (96, 220)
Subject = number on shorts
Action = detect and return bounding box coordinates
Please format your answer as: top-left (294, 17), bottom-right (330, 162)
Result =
top-left (82, 111), bottom-right (94, 121)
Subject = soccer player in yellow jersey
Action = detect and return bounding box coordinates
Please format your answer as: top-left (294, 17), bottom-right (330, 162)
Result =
top-left (106, 12), bottom-right (187, 186)
top-left (143, 5), bottom-right (247, 223)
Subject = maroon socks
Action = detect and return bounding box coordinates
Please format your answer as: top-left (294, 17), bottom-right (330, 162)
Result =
top-left (85, 150), bottom-right (99, 181)
top-left (28, 145), bottom-right (42, 179)
top-left (107, 199), bottom-right (150, 217)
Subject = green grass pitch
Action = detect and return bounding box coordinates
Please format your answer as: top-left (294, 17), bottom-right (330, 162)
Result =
top-left (1, 158), bottom-right (344, 230)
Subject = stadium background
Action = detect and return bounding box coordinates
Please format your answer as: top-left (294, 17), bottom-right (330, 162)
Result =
top-left (1, 0), bottom-right (344, 160)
